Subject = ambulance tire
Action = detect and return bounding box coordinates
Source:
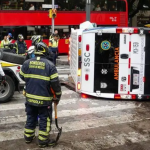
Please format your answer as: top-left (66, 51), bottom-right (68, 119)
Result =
top-left (0, 49), bottom-right (3, 60)
top-left (0, 75), bottom-right (15, 103)
top-left (2, 52), bottom-right (26, 65)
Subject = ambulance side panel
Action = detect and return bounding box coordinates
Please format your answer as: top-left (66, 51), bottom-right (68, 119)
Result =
top-left (81, 32), bottom-right (95, 93)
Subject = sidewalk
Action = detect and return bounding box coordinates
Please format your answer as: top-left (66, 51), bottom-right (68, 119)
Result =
top-left (56, 55), bottom-right (69, 65)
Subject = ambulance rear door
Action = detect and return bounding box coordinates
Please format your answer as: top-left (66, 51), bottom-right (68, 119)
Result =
top-left (93, 28), bottom-right (120, 94)
top-left (130, 34), bottom-right (145, 95)
top-left (118, 34), bottom-right (131, 94)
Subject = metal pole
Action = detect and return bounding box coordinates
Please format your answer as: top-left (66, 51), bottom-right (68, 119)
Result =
top-left (52, 0), bottom-right (55, 33)
top-left (86, 0), bottom-right (91, 21)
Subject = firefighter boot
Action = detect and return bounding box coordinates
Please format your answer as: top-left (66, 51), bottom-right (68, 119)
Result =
top-left (39, 138), bottom-right (56, 148)
top-left (24, 134), bottom-right (35, 144)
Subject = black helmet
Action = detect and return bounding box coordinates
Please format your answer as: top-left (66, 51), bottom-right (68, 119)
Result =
top-left (35, 42), bottom-right (49, 56)
top-left (32, 35), bottom-right (43, 46)
top-left (18, 34), bottom-right (24, 40)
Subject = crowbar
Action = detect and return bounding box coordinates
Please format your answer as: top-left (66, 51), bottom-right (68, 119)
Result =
top-left (50, 88), bottom-right (62, 144)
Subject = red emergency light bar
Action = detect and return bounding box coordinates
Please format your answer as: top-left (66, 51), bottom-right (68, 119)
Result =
top-left (114, 94), bottom-right (136, 99)
top-left (116, 28), bottom-right (139, 34)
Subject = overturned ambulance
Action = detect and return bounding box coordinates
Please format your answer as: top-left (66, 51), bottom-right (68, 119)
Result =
top-left (69, 23), bottom-right (150, 100)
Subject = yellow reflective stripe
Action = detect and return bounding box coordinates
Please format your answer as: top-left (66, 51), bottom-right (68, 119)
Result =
top-left (26, 93), bottom-right (52, 101)
top-left (15, 43), bottom-right (18, 54)
top-left (24, 128), bottom-right (35, 133)
top-left (46, 117), bottom-right (50, 133)
top-left (39, 131), bottom-right (49, 136)
top-left (24, 74), bottom-right (50, 81)
top-left (38, 136), bottom-right (47, 141)
top-left (20, 70), bottom-right (25, 76)
top-left (56, 91), bottom-right (62, 95)
top-left (50, 73), bottom-right (58, 79)
top-left (24, 133), bottom-right (35, 137)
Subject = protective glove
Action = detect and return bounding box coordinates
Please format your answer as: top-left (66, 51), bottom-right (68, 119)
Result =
top-left (52, 98), bottom-right (60, 105)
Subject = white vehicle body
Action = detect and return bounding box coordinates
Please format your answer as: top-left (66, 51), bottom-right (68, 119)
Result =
top-left (0, 60), bottom-right (23, 84)
top-left (0, 60), bottom-right (24, 103)
top-left (69, 27), bottom-right (150, 100)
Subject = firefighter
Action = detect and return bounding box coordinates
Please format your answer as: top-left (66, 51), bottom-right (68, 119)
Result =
top-left (31, 35), bottom-right (53, 62)
top-left (19, 42), bottom-right (62, 148)
top-left (49, 34), bottom-right (59, 65)
top-left (13, 34), bottom-right (27, 55)
top-left (0, 63), bottom-right (5, 83)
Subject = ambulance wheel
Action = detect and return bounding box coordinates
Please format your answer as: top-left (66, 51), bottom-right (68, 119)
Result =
top-left (2, 52), bottom-right (25, 65)
top-left (0, 75), bottom-right (15, 103)
top-left (0, 49), bottom-right (3, 59)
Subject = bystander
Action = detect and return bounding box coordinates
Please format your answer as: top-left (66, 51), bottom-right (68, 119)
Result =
top-left (29, 3), bottom-right (35, 10)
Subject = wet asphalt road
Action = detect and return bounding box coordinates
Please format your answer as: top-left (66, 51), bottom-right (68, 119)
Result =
top-left (0, 86), bottom-right (150, 150)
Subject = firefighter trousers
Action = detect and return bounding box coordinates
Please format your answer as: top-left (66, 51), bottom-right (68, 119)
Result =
top-left (24, 103), bottom-right (52, 143)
